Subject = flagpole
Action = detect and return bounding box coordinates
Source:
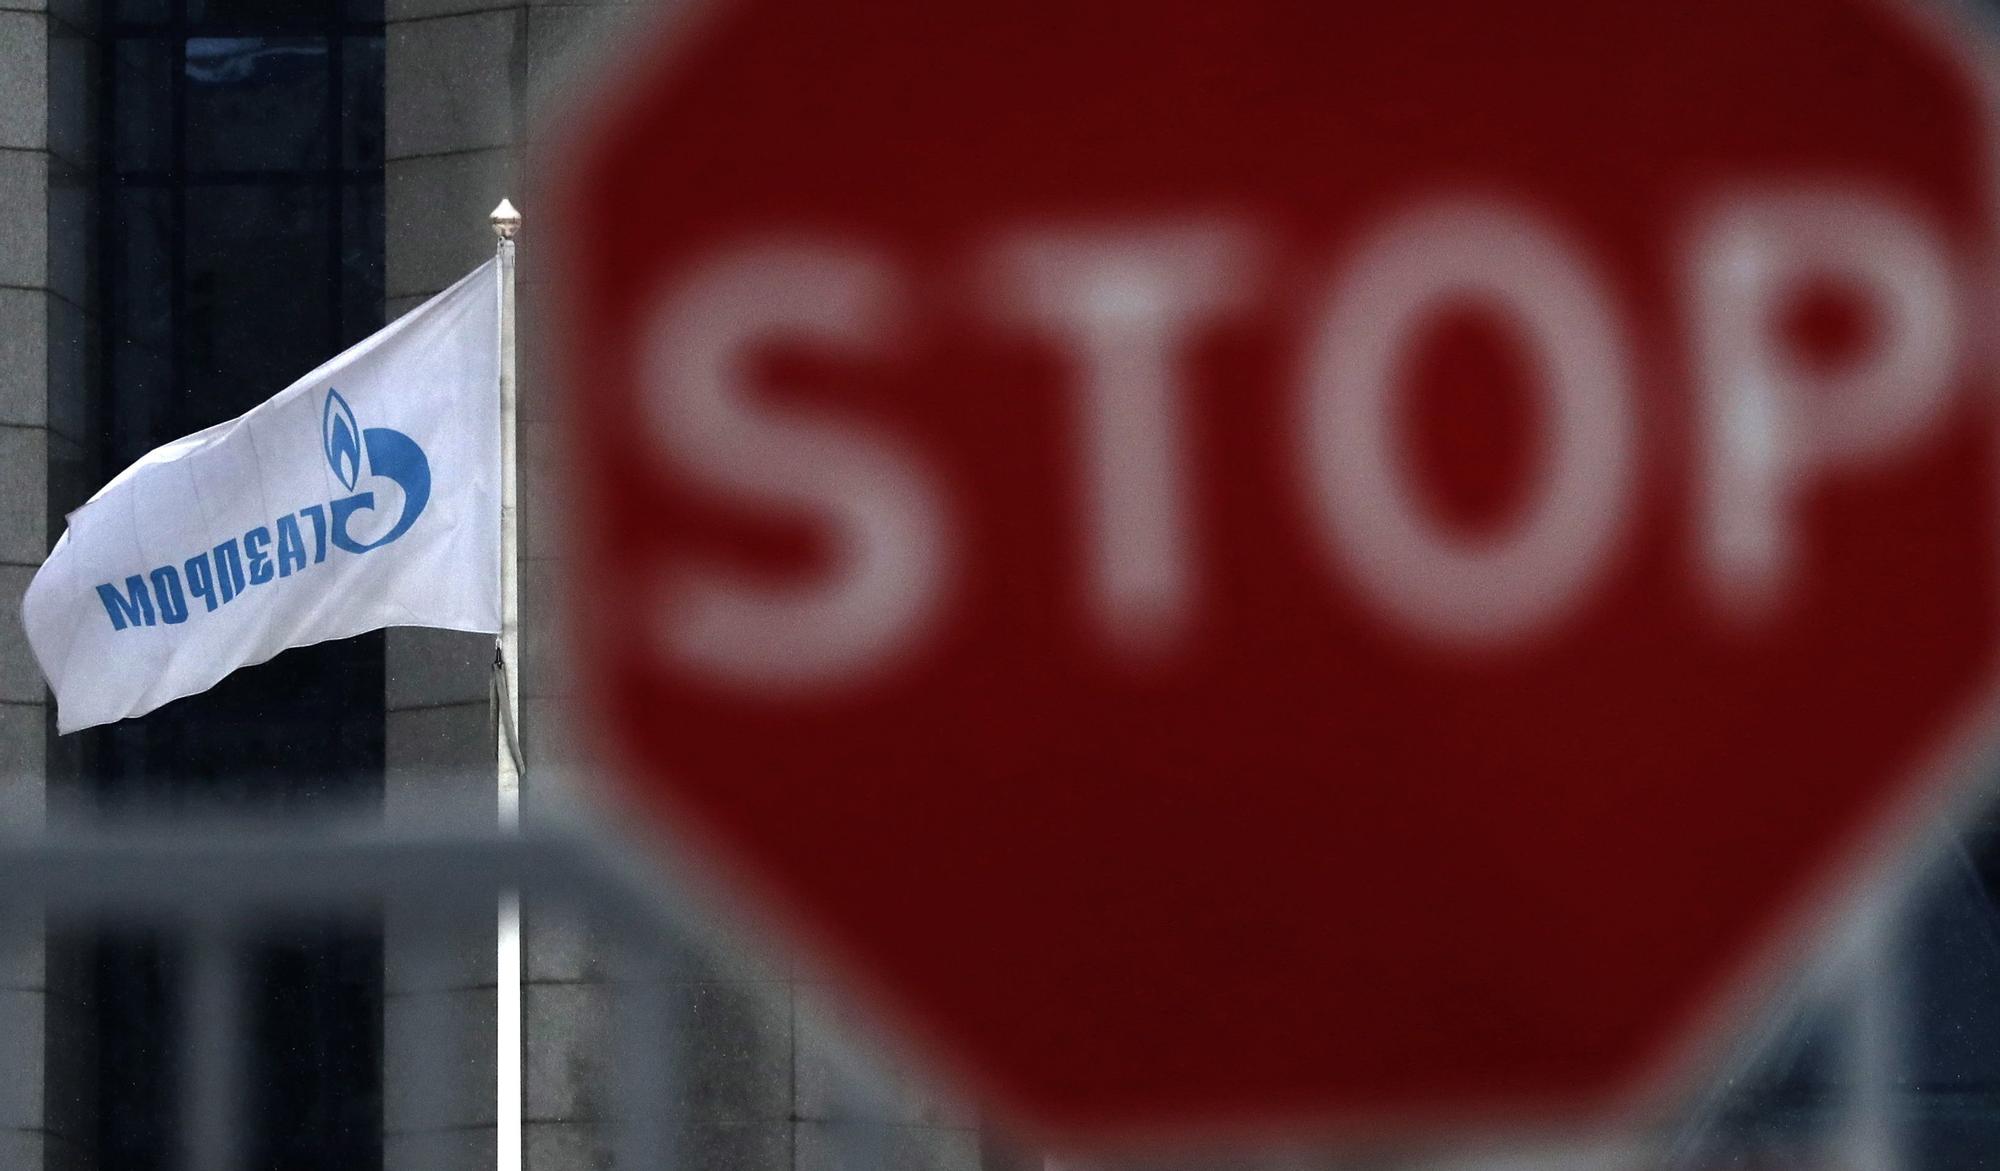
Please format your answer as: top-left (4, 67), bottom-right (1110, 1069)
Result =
top-left (490, 197), bottom-right (524, 1171)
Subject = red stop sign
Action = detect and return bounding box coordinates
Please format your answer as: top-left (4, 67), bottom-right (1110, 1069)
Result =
top-left (556, 0), bottom-right (2000, 1141)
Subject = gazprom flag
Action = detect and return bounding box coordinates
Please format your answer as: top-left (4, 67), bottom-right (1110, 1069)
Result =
top-left (23, 261), bottom-right (502, 733)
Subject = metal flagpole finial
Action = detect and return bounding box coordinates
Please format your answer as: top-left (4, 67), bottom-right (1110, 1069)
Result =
top-left (490, 198), bottom-right (522, 240)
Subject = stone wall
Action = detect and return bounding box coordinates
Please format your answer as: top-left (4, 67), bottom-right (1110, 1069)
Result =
top-left (382, 2), bottom-right (997, 1166)
top-left (0, 0), bottom-right (97, 1163)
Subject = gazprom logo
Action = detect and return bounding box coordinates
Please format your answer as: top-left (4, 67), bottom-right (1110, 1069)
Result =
top-left (322, 388), bottom-right (431, 554)
top-left (93, 390), bottom-right (433, 632)
top-left (325, 389), bottom-right (363, 491)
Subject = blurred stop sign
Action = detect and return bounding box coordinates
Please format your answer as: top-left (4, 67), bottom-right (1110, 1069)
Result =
top-left (558, 0), bottom-right (2000, 1141)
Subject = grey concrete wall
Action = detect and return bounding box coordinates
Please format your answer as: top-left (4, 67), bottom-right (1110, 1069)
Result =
top-left (0, 0), bottom-right (96, 1164)
top-left (383, 2), bottom-right (997, 1167)
top-left (378, 0), bottom-right (516, 1159)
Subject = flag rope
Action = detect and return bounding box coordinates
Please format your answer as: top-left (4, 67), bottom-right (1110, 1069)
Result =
top-left (491, 645), bottom-right (528, 781)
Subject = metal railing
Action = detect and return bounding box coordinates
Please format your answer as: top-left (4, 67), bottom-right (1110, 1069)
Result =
top-left (0, 778), bottom-right (922, 1171)
top-left (0, 774), bottom-right (1987, 1171)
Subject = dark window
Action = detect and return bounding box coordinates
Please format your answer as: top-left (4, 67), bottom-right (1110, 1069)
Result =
top-left (94, 0), bottom-right (386, 1164)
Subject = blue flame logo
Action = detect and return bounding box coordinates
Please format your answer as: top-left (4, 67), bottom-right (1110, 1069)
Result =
top-left (320, 388), bottom-right (432, 554)
top-left (323, 388), bottom-right (362, 491)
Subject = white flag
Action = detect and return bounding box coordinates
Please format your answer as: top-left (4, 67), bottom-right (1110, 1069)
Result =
top-left (23, 261), bottom-right (502, 733)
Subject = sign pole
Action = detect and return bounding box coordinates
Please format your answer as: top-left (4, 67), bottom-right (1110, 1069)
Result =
top-left (490, 197), bottom-right (523, 1171)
